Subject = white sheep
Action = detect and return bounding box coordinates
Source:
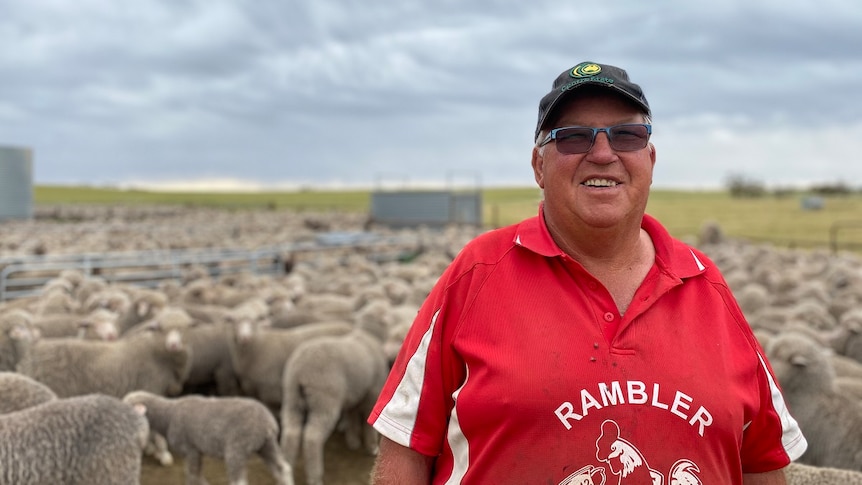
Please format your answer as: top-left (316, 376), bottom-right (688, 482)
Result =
top-left (82, 286), bottom-right (132, 316)
top-left (13, 315), bottom-right (192, 398)
top-left (226, 318), bottom-right (352, 409)
top-left (280, 318), bottom-right (389, 485)
top-left (0, 393), bottom-right (149, 485)
top-left (31, 308), bottom-right (120, 341)
top-left (123, 390), bottom-right (294, 485)
top-left (0, 309), bottom-right (38, 371)
top-left (181, 320), bottom-right (241, 396)
top-left (32, 286), bottom-right (79, 315)
top-left (733, 282), bottom-right (770, 318)
top-left (115, 287), bottom-right (169, 334)
top-left (292, 293), bottom-right (358, 322)
top-left (833, 307), bottom-right (862, 364)
top-left (0, 371), bottom-right (57, 414)
top-left (767, 331), bottom-right (862, 469)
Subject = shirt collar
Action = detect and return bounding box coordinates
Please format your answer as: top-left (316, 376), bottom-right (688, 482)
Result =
top-left (513, 204), bottom-right (708, 279)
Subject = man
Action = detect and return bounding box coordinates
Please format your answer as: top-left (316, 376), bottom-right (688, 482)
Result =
top-left (368, 61), bottom-right (807, 484)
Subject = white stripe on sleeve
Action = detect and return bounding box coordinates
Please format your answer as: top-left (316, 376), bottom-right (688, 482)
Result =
top-left (444, 365), bottom-right (470, 485)
top-left (373, 309), bottom-right (440, 447)
top-left (757, 353), bottom-right (808, 460)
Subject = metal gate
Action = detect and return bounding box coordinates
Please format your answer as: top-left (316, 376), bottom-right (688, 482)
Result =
top-left (0, 232), bottom-right (420, 301)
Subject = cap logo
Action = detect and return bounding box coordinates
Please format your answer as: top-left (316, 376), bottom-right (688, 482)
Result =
top-left (570, 63), bottom-right (602, 78)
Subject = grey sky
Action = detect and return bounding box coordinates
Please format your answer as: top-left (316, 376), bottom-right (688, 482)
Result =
top-left (1, 0), bottom-right (860, 190)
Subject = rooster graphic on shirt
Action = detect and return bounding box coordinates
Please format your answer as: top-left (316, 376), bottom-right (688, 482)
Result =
top-left (558, 420), bottom-right (703, 485)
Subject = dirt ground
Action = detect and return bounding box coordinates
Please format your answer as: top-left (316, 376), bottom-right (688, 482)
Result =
top-left (140, 431), bottom-right (376, 485)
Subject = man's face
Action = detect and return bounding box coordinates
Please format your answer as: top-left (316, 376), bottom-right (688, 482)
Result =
top-left (531, 91), bottom-right (656, 234)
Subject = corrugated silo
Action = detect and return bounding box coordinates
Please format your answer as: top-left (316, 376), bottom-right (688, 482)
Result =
top-left (0, 146), bottom-right (34, 220)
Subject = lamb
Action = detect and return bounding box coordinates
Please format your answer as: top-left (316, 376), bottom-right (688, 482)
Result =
top-left (0, 309), bottom-right (38, 371)
top-left (115, 288), bottom-right (169, 334)
top-left (72, 275), bottom-right (109, 307)
top-left (0, 371), bottom-right (57, 414)
top-left (785, 461), bottom-right (862, 484)
top-left (766, 331), bottom-right (862, 470)
top-left (13, 314), bottom-right (192, 398)
top-left (123, 390), bottom-right (294, 485)
top-left (280, 317), bottom-right (389, 485)
top-left (181, 320), bottom-right (241, 396)
top-left (0, 393), bottom-right (149, 485)
top-left (82, 286), bottom-right (132, 316)
top-left (291, 293), bottom-right (359, 322)
top-left (832, 307), bottom-right (862, 364)
top-left (32, 286), bottom-right (79, 315)
top-left (31, 308), bottom-right (120, 341)
top-left (785, 299), bottom-right (838, 331)
top-left (226, 317), bottom-right (352, 409)
top-left (733, 282), bottom-right (770, 318)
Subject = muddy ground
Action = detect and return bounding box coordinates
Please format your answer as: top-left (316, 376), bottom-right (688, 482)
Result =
top-left (140, 430), bottom-right (376, 485)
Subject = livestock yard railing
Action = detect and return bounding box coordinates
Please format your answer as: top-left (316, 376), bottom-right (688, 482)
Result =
top-left (0, 231), bottom-right (421, 302)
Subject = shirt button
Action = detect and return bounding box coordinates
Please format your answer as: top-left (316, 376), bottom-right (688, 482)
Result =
top-left (587, 281), bottom-right (598, 290)
top-left (604, 312), bottom-right (615, 322)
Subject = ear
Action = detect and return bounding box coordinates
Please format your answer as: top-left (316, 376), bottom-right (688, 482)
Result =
top-left (133, 402), bottom-right (147, 416)
top-left (531, 145), bottom-right (546, 189)
top-left (789, 354), bottom-right (809, 367)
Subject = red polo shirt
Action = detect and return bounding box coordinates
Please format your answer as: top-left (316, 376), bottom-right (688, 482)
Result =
top-left (370, 210), bottom-right (806, 484)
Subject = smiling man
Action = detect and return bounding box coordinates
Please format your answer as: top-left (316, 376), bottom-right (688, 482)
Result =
top-left (368, 61), bottom-right (807, 485)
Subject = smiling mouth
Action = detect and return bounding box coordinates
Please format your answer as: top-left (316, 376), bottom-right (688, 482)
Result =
top-left (582, 178), bottom-right (619, 187)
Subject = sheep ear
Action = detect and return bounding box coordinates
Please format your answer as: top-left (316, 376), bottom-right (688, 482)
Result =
top-left (133, 403), bottom-right (147, 416)
top-left (790, 354), bottom-right (809, 366)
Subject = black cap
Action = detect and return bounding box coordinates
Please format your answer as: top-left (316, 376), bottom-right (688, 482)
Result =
top-left (535, 61), bottom-right (651, 141)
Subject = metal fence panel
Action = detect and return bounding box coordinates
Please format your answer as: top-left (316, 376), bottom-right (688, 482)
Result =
top-left (0, 231), bottom-right (421, 301)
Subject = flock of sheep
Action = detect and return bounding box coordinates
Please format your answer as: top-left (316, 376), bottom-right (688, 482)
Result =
top-left (0, 205), bottom-right (474, 485)
top-left (0, 206), bottom-right (861, 484)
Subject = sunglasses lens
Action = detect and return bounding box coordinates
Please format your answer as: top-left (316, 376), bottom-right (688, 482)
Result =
top-left (555, 128), bottom-right (594, 154)
top-left (609, 125), bottom-right (650, 151)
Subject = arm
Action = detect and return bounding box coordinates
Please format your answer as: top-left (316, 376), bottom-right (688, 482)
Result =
top-left (370, 436), bottom-right (435, 485)
top-left (743, 468), bottom-right (787, 485)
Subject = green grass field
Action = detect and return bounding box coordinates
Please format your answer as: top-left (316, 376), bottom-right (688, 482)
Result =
top-left (33, 185), bottom-right (862, 252)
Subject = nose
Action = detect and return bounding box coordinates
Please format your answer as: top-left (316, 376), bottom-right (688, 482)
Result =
top-left (585, 130), bottom-right (616, 163)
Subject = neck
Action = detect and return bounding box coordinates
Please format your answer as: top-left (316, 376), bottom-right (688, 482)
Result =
top-left (546, 216), bottom-right (647, 270)
top-left (546, 216), bottom-right (656, 315)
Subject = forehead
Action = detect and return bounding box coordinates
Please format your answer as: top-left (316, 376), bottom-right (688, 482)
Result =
top-left (550, 88), bottom-right (646, 127)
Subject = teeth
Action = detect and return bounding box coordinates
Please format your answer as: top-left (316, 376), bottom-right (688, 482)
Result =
top-left (583, 178), bottom-right (618, 187)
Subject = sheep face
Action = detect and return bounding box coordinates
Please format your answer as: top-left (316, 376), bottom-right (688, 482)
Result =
top-left (234, 319), bottom-right (256, 344)
top-left (77, 311), bottom-right (120, 341)
top-left (767, 333), bottom-right (836, 395)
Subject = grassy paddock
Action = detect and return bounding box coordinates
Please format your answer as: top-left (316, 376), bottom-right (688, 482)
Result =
top-left (33, 185), bottom-right (862, 252)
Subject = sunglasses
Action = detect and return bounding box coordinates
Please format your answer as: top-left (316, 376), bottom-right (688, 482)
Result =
top-left (539, 123), bottom-right (652, 154)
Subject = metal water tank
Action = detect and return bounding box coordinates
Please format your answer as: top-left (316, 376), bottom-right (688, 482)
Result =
top-left (0, 146), bottom-right (34, 220)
